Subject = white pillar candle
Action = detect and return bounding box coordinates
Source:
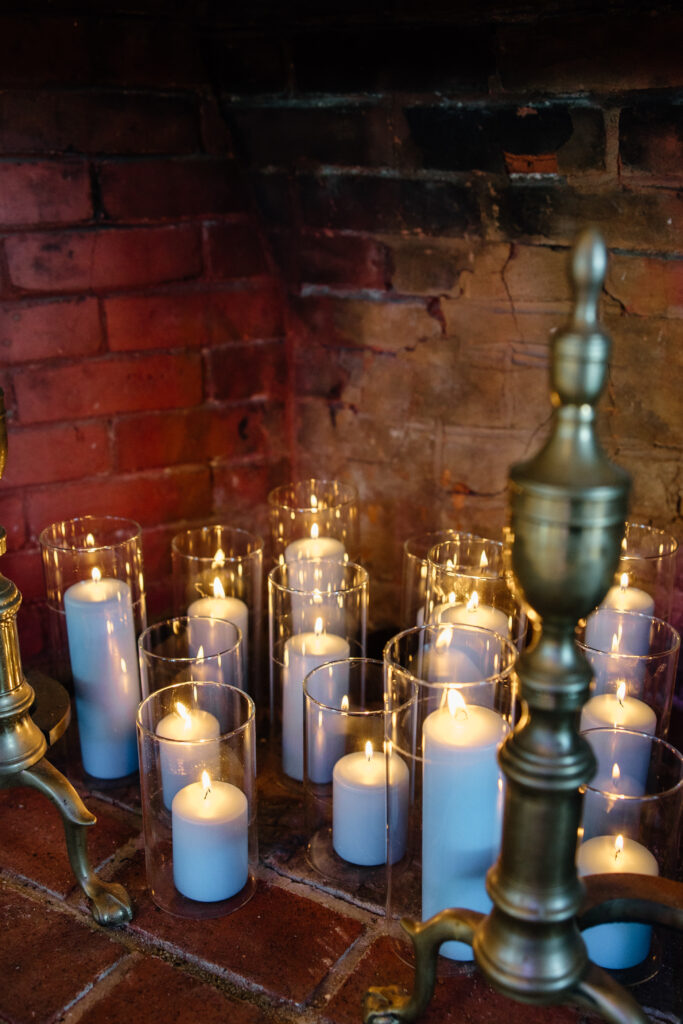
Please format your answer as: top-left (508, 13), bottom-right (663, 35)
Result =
top-left (585, 575), bottom-right (654, 657)
top-left (282, 622), bottom-right (349, 781)
top-left (156, 701), bottom-right (220, 808)
top-left (284, 528), bottom-right (347, 634)
top-left (437, 590), bottom-right (510, 637)
top-left (577, 833), bottom-right (658, 969)
top-left (188, 576), bottom-right (248, 686)
top-left (172, 771), bottom-right (248, 902)
top-left (332, 741), bottom-right (409, 865)
top-left (581, 760), bottom-right (643, 841)
top-left (64, 570), bottom-right (140, 779)
top-left (581, 682), bottom-right (655, 786)
top-left (422, 689), bottom-right (506, 961)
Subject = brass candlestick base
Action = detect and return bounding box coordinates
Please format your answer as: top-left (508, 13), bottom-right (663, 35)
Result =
top-left (0, 397), bottom-right (132, 927)
top-left (364, 230), bottom-right (683, 1024)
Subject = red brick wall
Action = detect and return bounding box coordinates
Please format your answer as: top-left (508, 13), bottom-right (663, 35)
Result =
top-left (1, 4), bottom-right (682, 658)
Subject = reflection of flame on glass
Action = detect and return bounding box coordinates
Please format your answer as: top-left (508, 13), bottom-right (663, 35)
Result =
top-left (213, 577), bottom-right (225, 599)
top-left (197, 645), bottom-right (205, 661)
top-left (435, 625), bottom-right (453, 650)
top-left (619, 572), bottom-right (630, 590)
top-left (120, 658), bottom-right (127, 673)
top-left (314, 617), bottom-right (323, 636)
top-left (614, 834), bottom-right (624, 861)
top-left (311, 522), bottom-right (319, 540)
top-left (86, 533), bottom-right (95, 548)
top-left (612, 762), bottom-right (621, 784)
top-left (212, 547), bottom-right (226, 569)
top-left (466, 591), bottom-right (479, 612)
top-left (311, 494), bottom-right (318, 509)
top-left (480, 551), bottom-right (488, 570)
top-left (365, 740), bottom-right (373, 762)
top-left (341, 694), bottom-right (349, 713)
top-left (91, 566), bottom-right (102, 582)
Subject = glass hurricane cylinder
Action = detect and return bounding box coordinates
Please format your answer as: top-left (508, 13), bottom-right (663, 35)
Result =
top-left (268, 559), bottom-right (368, 784)
top-left (137, 681), bottom-right (257, 918)
top-left (39, 515), bottom-right (146, 780)
top-left (304, 658), bottom-right (410, 905)
top-left (170, 526), bottom-right (263, 701)
top-left (400, 528), bottom-right (473, 630)
top-left (578, 727), bottom-right (683, 977)
top-left (268, 478), bottom-right (360, 566)
top-left (424, 536), bottom-right (527, 651)
top-left (613, 521), bottom-right (679, 625)
top-left (384, 623), bottom-right (518, 966)
top-left (577, 611), bottom-right (679, 738)
top-left (138, 616), bottom-right (243, 698)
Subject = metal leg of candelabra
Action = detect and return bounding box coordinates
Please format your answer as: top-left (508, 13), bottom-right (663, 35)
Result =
top-left (1, 756), bottom-right (133, 926)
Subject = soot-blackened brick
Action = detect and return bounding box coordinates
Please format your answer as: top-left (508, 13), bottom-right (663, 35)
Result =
top-left (620, 104), bottom-right (683, 178)
top-left (405, 108), bottom-right (503, 173)
top-left (204, 32), bottom-right (289, 94)
top-left (291, 25), bottom-right (493, 93)
top-left (99, 158), bottom-right (249, 221)
top-left (299, 174), bottom-right (480, 235)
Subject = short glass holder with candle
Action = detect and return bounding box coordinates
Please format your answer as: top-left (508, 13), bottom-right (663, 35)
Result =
top-left (40, 515), bottom-right (147, 782)
top-left (268, 559), bottom-right (368, 785)
top-left (303, 658), bottom-right (412, 906)
top-left (171, 525), bottom-right (263, 704)
top-left (383, 623), bottom-right (518, 968)
top-left (268, 478), bottom-right (360, 566)
top-left (136, 680), bottom-right (257, 918)
top-left (400, 528), bottom-right (475, 630)
top-left (578, 727), bottom-right (683, 982)
top-left (424, 535), bottom-right (528, 652)
top-left (576, 611), bottom-right (679, 739)
top-left (138, 615), bottom-right (243, 698)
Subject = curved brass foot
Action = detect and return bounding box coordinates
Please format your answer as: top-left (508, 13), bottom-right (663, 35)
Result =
top-left (10, 757), bottom-right (133, 926)
top-left (364, 908), bottom-right (483, 1024)
top-left (572, 962), bottom-right (649, 1024)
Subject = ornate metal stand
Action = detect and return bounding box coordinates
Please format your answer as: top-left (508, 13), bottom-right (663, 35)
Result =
top-left (0, 396), bottom-right (132, 926)
top-left (364, 229), bottom-right (683, 1024)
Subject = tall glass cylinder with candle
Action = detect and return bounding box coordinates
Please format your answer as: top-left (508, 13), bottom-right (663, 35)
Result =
top-left (384, 624), bottom-right (518, 967)
top-left (269, 559), bottom-right (368, 784)
top-left (171, 526), bottom-right (263, 702)
top-left (39, 515), bottom-right (146, 780)
top-left (425, 536), bottom-right (528, 653)
top-left (615, 521), bottom-right (678, 625)
top-left (137, 680), bottom-right (257, 918)
top-left (138, 616), bottom-right (243, 699)
top-left (576, 612), bottom-right (679, 739)
top-left (268, 479), bottom-right (360, 566)
top-left (400, 528), bottom-right (472, 630)
top-left (578, 727), bottom-right (683, 977)
top-left (304, 658), bottom-right (412, 903)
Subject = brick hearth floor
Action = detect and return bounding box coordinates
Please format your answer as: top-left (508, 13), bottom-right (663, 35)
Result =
top-left (1, 730), bottom-right (681, 1024)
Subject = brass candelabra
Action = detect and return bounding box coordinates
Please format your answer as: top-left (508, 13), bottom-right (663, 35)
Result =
top-left (364, 229), bottom-right (683, 1024)
top-left (0, 394), bottom-right (132, 926)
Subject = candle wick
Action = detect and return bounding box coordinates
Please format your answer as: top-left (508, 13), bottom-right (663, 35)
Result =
top-left (203, 786), bottom-right (211, 800)
top-left (455, 707), bottom-right (468, 721)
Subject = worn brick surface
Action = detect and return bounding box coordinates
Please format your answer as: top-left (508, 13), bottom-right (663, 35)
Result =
top-left (0, 881), bottom-right (125, 1024)
top-left (606, 254), bottom-right (683, 318)
top-left (5, 225), bottom-right (203, 293)
top-left (13, 352), bottom-right (202, 424)
top-left (294, 295), bottom-right (443, 356)
top-left (0, 160), bottom-right (92, 226)
top-left (207, 340), bottom-right (288, 403)
top-left (99, 158), bottom-right (248, 221)
top-left (3, 421), bottom-right (109, 487)
top-left (0, 547), bottom-right (45, 604)
top-left (115, 851), bottom-right (364, 1005)
top-left (206, 221), bottom-right (270, 279)
top-left (0, 493), bottom-right (27, 551)
top-left (78, 955), bottom-right (272, 1024)
top-left (0, 297), bottom-right (102, 364)
top-left (0, 786), bottom-right (137, 898)
top-left (620, 104), bottom-right (683, 183)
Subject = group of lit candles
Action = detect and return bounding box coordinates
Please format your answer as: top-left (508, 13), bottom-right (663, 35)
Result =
top-left (60, 516), bottom-right (666, 969)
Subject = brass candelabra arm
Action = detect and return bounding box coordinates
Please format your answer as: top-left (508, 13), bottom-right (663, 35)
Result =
top-left (363, 908), bottom-right (482, 1024)
top-left (2, 758), bottom-right (133, 927)
top-left (579, 873), bottom-right (683, 931)
top-left (572, 963), bottom-right (648, 1024)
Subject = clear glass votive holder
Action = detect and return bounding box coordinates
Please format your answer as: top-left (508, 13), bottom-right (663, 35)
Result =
top-left (170, 525), bottom-right (263, 698)
top-left (304, 658), bottom-right (411, 901)
top-left (39, 514), bottom-right (146, 780)
top-left (400, 528), bottom-right (471, 630)
top-left (384, 624), bottom-right (518, 966)
top-left (268, 478), bottom-right (360, 565)
top-left (614, 521), bottom-right (679, 625)
top-left (137, 680), bottom-right (257, 919)
top-left (269, 559), bottom-right (368, 783)
top-left (424, 536), bottom-right (528, 652)
top-left (577, 611), bottom-right (680, 738)
top-left (578, 727), bottom-right (683, 976)
top-left (138, 616), bottom-right (243, 698)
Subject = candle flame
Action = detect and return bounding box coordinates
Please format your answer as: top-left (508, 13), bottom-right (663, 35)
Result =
top-left (466, 590), bottom-right (479, 612)
top-left (619, 572), bottom-right (630, 590)
top-left (175, 701), bottom-right (191, 723)
top-left (614, 834), bottom-right (624, 860)
top-left (479, 551), bottom-right (488, 570)
top-left (213, 576), bottom-right (226, 599)
top-left (86, 532), bottom-right (95, 548)
top-left (310, 522), bottom-right (319, 539)
top-left (91, 566), bottom-right (102, 582)
top-left (446, 687), bottom-right (467, 718)
top-left (212, 547), bottom-right (226, 569)
top-left (341, 694), bottom-right (349, 712)
top-left (201, 770), bottom-right (212, 798)
top-left (616, 681), bottom-right (626, 705)
top-left (612, 762), bottom-right (621, 783)
top-left (314, 616), bottom-right (323, 636)
top-left (365, 740), bottom-right (373, 762)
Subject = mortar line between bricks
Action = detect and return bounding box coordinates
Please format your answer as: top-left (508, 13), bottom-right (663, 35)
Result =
top-left (306, 918), bottom-right (390, 1017)
top-left (50, 951), bottom-right (140, 1024)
